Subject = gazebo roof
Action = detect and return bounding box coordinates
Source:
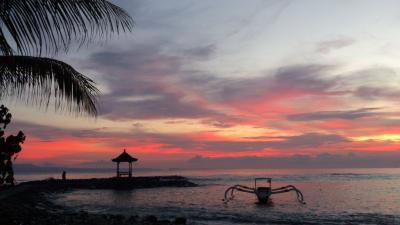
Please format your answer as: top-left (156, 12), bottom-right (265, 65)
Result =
top-left (112, 149), bottom-right (138, 163)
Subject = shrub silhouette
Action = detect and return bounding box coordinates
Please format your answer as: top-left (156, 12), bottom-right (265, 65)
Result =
top-left (0, 105), bottom-right (25, 185)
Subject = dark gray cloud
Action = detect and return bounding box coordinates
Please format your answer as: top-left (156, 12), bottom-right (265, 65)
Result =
top-left (85, 44), bottom-right (228, 120)
top-left (87, 47), bottom-right (342, 121)
top-left (86, 41), bottom-right (391, 124)
top-left (182, 44), bottom-right (216, 60)
top-left (354, 86), bottom-right (400, 100)
top-left (8, 121), bottom-right (108, 141)
top-left (287, 108), bottom-right (380, 121)
top-left (268, 133), bottom-right (349, 149)
top-left (200, 119), bottom-right (236, 128)
top-left (180, 64), bottom-right (338, 103)
top-left (100, 93), bottom-right (225, 120)
top-left (89, 44), bottom-right (181, 77)
top-left (137, 132), bottom-right (349, 152)
top-left (316, 37), bottom-right (355, 54)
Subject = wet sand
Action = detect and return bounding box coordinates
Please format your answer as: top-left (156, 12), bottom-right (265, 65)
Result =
top-left (0, 176), bottom-right (196, 225)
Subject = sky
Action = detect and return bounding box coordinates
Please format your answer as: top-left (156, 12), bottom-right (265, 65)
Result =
top-left (5, 0), bottom-right (400, 168)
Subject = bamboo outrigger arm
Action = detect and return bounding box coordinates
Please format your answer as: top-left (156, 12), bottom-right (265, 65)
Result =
top-left (223, 178), bottom-right (306, 204)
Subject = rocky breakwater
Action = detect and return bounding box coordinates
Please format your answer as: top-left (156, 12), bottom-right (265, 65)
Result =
top-left (26, 176), bottom-right (197, 190)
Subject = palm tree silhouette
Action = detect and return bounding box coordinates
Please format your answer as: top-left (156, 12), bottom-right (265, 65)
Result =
top-left (0, 0), bottom-right (133, 116)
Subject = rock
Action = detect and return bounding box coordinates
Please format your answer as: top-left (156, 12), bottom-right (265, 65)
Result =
top-left (126, 215), bottom-right (139, 223)
top-left (174, 217), bottom-right (187, 225)
top-left (78, 210), bottom-right (89, 218)
top-left (158, 219), bottom-right (172, 225)
top-left (86, 214), bottom-right (109, 225)
top-left (114, 214), bottom-right (124, 221)
top-left (143, 215), bottom-right (158, 223)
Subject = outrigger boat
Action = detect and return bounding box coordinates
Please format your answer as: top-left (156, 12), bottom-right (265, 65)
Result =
top-left (223, 178), bottom-right (306, 204)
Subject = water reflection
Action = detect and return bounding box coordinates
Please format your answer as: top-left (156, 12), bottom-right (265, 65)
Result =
top-left (50, 168), bottom-right (400, 224)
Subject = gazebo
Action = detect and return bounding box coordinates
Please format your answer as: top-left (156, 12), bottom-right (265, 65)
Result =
top-left (112, 149), bottom-right (138, 177)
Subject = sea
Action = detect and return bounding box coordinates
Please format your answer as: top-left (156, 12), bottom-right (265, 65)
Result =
top-left (17, 168), bottom-right (400, 225)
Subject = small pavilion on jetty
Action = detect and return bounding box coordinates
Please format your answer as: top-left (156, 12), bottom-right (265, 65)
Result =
top-left (112, 149), bottom-right (138, 178)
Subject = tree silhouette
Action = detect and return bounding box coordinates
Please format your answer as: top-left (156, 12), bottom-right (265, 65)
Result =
top-left (0, 105), bottom-right (25, 185)
top-left (0, 0), bottom-right (133, 116)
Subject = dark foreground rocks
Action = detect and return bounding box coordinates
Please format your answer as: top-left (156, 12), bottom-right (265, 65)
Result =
top-left (0, 176), bottom-right (195, 225)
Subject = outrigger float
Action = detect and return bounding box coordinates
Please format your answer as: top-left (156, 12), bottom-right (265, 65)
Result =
top-left (223, 178), bottom-right (306, 204)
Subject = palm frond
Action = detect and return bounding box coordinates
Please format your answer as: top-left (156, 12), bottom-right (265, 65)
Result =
top-left (0, 56), bottom-right (99, 116)
top-left (0, 27), bottom-right (13, 55)
top-left (0, 0), bottom-right (133, 55)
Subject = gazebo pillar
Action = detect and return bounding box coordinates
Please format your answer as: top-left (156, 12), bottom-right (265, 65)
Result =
top-left (117, 162), bottom-right (120, 177)
top-left (129, 162), bottom-right (132, 177)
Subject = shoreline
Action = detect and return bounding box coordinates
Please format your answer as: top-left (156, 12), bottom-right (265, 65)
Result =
top-left (0, 176), bottom-right (196, 225)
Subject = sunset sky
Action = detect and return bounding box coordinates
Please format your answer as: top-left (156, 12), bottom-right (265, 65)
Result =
top-left (6, 0), bottom-right (400, 168)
